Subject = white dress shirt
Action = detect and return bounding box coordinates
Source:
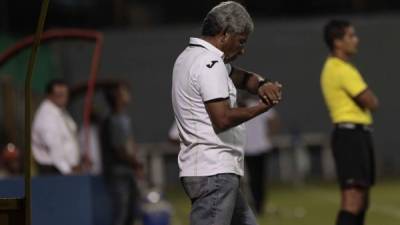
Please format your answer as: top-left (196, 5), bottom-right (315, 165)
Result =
top-left (32, 99), bottom-right (80, 174)
top-left (172, 37), bottom-right (246, 177)
top-left (168, 121), bottom-right (179, 141)
top-left (79, 125), bottom-right (102, 175)
top-left (244, 99), bottom-right (276, 155)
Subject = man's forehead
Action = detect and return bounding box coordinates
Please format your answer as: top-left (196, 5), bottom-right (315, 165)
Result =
top-left (53, 84), bottom-right (68, 91)
top-left (237, 32), bottom-right (249, 37)
top-left (231, 32), bottom-right (249, 40)
top-left (345, 26), bottom-right (356, 33)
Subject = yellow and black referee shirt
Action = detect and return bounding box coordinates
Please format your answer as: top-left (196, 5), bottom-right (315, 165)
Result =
top-left (320, 56), bottom-right (372, 125)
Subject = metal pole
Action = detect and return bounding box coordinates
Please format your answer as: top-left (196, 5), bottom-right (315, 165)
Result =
top-left (24, 0), bottom-right (50, 224)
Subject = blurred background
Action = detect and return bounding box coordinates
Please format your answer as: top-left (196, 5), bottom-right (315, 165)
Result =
top-left (1, 0), bottom-right (400, 225)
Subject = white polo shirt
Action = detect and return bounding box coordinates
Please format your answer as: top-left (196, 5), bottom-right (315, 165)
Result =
top-left (172, 37), bottom-right (246, 177)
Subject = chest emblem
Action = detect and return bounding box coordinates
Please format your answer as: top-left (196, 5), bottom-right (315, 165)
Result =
top-left (206, 60), bottom-right (218, 68)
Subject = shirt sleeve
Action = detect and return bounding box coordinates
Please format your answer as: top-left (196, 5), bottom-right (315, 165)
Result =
top-left (341, 66), bottom-right (368, 97)
top-left (198, 58), bottom-right (229, 102)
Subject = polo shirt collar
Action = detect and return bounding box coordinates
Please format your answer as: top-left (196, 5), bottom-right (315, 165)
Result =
top-left (189, 37), bottom-right (224, 59)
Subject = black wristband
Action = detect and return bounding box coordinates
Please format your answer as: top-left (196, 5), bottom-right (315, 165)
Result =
top-left (242, 72), bottom-right (252, 88)
top-left (258, 79), bottom-right (271, 89)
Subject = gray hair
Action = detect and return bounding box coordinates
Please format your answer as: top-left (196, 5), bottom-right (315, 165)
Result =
top-left (201, 1), bottom-right (254, 36)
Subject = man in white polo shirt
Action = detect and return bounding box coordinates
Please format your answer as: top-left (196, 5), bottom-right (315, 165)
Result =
top-left (171, 1), bottom-right (283, 225)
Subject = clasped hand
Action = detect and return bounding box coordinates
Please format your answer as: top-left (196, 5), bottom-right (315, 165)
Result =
top-left (258, 81), bottom-right (283, 106)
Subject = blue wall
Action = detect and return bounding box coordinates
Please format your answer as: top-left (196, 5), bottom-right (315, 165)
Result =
top-left (0, 175), bottom-right (112, 225)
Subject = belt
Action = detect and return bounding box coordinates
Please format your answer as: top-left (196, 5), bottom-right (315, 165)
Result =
top-left (334, 123), bottom-right (373, 132)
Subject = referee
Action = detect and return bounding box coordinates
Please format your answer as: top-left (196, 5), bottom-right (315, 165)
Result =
top-left (320, 20), bottom-right (379, 225)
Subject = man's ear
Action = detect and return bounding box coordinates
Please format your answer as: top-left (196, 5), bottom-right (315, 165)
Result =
top-left (223, 32), bottom-right (231, 42)
top-left (218, 29), bottom-right (230, 44)
top-left (334, 39), bottom-right (342, 50)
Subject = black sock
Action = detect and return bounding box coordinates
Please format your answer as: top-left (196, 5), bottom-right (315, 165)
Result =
top-left (357, 210), bottom-right (366, 225)
top-left (336, 210), bottom-right (358, 225)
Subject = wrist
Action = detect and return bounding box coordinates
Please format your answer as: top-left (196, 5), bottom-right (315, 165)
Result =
top-left (257, 79), bottom-right (271, 89)
top-left (256, 98), bottom-right (272, 112)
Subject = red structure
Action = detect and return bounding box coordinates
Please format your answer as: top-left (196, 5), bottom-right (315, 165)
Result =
top-left (0, 28), bottom-right (104, 160)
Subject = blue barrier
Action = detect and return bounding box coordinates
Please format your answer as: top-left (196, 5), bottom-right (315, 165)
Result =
top-left (0, 175), bottom-right (112, 225)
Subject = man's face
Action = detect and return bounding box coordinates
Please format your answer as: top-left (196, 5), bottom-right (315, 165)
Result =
top-left (337, 26), bottom-right (359, 55)
top-left (118, 85), bottom-right (131, 106)
top-left (222, 32), bottom-right (249, 63)
top-left (49, 84), bottom-right (69, 108)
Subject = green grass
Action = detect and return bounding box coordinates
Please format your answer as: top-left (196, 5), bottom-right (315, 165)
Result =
top-left (165, 180), bottom-right (400, 225)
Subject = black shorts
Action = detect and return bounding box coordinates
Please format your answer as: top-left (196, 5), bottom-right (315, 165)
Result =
top-left (331, 125), bottom-right (375, 189)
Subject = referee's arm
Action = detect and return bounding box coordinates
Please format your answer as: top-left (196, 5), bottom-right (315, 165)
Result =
top-left (354, 88), bottom-right (379, 111)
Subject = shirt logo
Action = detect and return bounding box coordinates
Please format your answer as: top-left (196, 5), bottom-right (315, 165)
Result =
top-left (206, 60), bottom-right (218, 68)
